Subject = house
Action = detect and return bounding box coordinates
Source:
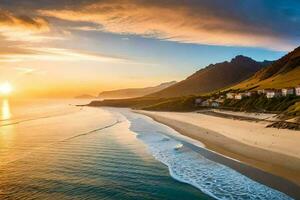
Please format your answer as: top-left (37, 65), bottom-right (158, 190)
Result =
top-left (211, 101), bottom-right (220, 107)
top-left (266, 89), bottom-right (281, 99)
top-left (257, 89), bottom-right (265, 95)
top-left (282, 88), bottom-right (294, 96)
top-left (226, 93), bottom-right (235, 99)
top-left (235, 93), bottom-right (247, 100)
top-left (194, 98), bottom-right (203, 106)
top-left (201, 100), bottom-right (210, 107)
top-left (245, 91), bottom-right (256, 97)
top-left (296, 86), bottom-right (300, 96)
top-left (215, 98), bottom-right (224, 103)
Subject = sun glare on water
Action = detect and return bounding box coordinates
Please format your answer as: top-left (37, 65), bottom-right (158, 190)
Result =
top-left (0, 82), bottom-right (13, 96)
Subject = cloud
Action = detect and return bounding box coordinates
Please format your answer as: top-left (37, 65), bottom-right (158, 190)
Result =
top-left (0, 46), bottom-right (131, 63)
top-left (38, 0), bottom-right (300, 50)
top-left (15, 67), bottom-right (36, 74)
top-left (69, 25), bottom-right (102, 31)
top-left (0, 9), bottom-right (50, 41)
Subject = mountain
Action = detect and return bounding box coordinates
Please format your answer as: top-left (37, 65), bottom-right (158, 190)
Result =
top-left (231, 46), bottom-right (300, 90)
top-left (75, 94), bottom-right (96, 99)
top-left (147, 56), bottom-right (267, 98)
top-left (98, 81), bottom-right (177, 99)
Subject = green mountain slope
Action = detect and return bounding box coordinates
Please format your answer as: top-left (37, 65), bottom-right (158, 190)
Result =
top-left (147, 56), bottom-right (267, 98)
top-left (231, 47), bottom-right (300, 90)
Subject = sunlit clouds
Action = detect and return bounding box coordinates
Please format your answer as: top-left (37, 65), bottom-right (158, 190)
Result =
top-left (38, 1), bottom-right (298, 50)
top-left (14, 67), bottom-right (37, 74)
top-left (0, 9), bottom-right (50, 42)
top-left (0, 46), bottom-right (130, 63)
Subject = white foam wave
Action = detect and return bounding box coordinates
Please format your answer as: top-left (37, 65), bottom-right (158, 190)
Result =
top-left (118, 109), bottom-right (293, 200)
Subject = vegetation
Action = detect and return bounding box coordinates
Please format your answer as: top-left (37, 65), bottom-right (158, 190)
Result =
top-left (223, 95), bottom-right (300, 113)
top-left (142, 96), bottom-right (197, 111)
top-left (230, 47), bottom-right (300, 91)
top-left (285, 102), bottom-right (300, 117)
top-left (88, 93), bottom-right (300, 118)
top-left (88, 97), bottom-right (174, 109)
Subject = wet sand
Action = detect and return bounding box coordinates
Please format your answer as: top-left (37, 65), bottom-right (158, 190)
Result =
top-left (136, 110), bottom-right (300, 198)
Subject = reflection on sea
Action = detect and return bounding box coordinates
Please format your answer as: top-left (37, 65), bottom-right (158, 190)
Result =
top-left (1, 99), bottom-right (11, 120)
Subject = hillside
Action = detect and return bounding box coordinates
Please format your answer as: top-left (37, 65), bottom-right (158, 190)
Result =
top-left (75, 94), bottom-right (96, 99)
top-left (147, 56), bottom-right (268, 98)
top-left (98, 81), bottom-right (176, 99)
top-left (231, 46), bottom-right (300, 90)
top-left (87, 48), bottom-right (300, 122)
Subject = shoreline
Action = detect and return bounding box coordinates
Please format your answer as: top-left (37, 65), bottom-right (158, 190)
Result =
top-left (135, 110), bottom-right (300, 197)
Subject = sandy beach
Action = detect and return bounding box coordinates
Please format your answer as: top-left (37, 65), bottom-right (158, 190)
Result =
top-left (136, 110), bottom-right (300, 186)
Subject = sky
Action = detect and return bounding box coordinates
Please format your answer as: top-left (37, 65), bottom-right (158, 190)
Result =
top-left (0, 0), bottom-right (300, 98)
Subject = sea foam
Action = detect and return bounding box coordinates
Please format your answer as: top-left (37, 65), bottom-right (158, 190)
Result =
top-left (118, 109), bottom-right (293, 200)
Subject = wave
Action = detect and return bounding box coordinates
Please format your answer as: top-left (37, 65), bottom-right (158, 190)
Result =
top-left (0, 119), bottom-right (123, 167)
top-left (62, 120), bottom-right (123, 141)
top-left (119, 109), bottom-right (292, 200)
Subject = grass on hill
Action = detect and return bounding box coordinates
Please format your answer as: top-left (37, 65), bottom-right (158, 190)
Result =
top-left (88, 93), bottom-right (300, 118)
top-left (285, 102), bottom-right (300, 117)
top-left (230, 64), bottom-right (300, 91)
top-left (222, 95), bottom-right (300, 113)
top-left (142, 96), bottom-right (196, 111)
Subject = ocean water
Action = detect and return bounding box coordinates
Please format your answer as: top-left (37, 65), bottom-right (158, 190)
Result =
top-left (0, 99), bottom-right (293, 200)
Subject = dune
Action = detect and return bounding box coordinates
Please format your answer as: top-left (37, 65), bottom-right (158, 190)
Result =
top-left (136, 110), bottom-right (300, 186)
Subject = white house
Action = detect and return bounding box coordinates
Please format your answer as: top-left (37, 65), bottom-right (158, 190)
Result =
top-left (266, 90), bottom-right (281, 99)
top-left (195, 98), bottom-right (203, 106)
top-left (235, 93), bottom-right (246, 100)
top-left (216, 98), bottom-right (224, 103)
top-left (211, 102), bottom-right (220, 107)
top-left (282, 88), bottom-right (294, 96)
top-left (201, 100), bottom-right (210, 107)
top-left (296, 86), bottom-right (300, 96)
top-left (257, 89), bottom-right (265, 95)
top-left (245, 91), bottom-right (256, 97)
top-left (226, 93), bottom-right (235, 99)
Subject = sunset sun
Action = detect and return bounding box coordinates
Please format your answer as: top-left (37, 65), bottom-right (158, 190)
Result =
top-left (0, 82), bottom-right (13, 95)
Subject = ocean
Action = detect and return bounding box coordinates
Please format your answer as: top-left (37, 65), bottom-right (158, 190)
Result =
top-left (0, 99), bottom-right (293, 199)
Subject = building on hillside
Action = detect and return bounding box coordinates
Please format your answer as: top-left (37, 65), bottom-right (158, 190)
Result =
top-left (266, 89), bottom-right (281, 99)
top-left (195, 98), bottom-right (203, 106)
top-left (282, 88), bottom-right (294, 96)
top-left (226, 93), bottom-right (235, 99)
top-left (257, 89), bottom-right (265, 95)
top-left (211, 101), bottom-right (220, 107)
top-left (216, 98), bottom-right (225, 103)
top-left (245, 91), bottom-right (256, 97)
top-left (235, 93), bottom-right (247, 100)
top-left (296, 86), bottom-right (300, 96)
top-left (201, 100), bottom-right (210, 107)
top-left (219, 95), bottom-right (225, 99)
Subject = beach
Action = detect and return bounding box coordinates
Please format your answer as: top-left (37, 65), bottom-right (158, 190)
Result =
top-left (136, 110), bottom-right (300, 186)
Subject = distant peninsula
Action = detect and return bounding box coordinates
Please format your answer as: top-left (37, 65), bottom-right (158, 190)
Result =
top-left (75, 94), bottom-right (97, 99)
